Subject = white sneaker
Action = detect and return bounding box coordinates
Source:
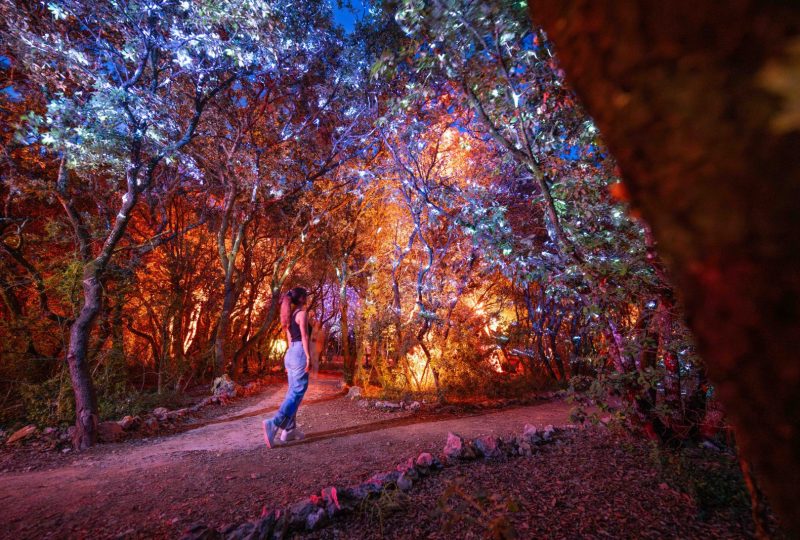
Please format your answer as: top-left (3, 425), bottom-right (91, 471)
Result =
top-left (280, 428), bottom-right (305, 442)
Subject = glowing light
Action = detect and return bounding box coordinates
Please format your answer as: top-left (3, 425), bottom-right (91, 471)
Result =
top-left (406, 347), bottom-right (436, 390)
top-left (271, 339), bottom-right (287, 356)
top-left (488, 351), bottom-right (503, 373)
top-left (183, 303), bottom-right (202, 352)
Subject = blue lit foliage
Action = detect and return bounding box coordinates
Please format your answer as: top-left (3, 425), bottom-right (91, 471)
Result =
top-left (365, 0), bottom-right (698, 396)
top-left (11, 0), bottom-right (294, 175)
top-left (381, 0), bottom-right (659, 308)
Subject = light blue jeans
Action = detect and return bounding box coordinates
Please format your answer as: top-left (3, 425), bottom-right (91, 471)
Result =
top-left (272, 342), bottom-right (309, 430)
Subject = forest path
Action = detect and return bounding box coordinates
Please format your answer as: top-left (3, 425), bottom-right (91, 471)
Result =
top-left (0, 377), bottom-right (573, 539)
top-left (105, 373), bottom-right (349, 464)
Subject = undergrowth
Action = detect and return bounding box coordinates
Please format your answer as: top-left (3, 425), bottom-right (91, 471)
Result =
top-left (438, 475), bottom-right (521, 540)
top-left (370, 372), bottom-right (563, 405)
top-left (357, 483), bottom-right (410, 537)
top-left (649, 443), bottom-right (750, 521)
top-left (10, 375), bottom-right (191, 428)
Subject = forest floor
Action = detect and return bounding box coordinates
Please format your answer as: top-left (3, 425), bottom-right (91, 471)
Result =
top-left (0, 374), bottom-right (570, 539)
top-left (300, 428), bottom-right (760, 540)
top-left (0, 374), bottom-right (760, 539)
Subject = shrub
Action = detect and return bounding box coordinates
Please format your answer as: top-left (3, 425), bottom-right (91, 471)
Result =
top-left (19, 373), bottom-right (75, 426)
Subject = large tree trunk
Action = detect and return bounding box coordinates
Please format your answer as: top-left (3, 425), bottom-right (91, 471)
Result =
top-left (532, 1), bottom-right (800, 532)
top-left (66, 267), bottom-right (101, 450)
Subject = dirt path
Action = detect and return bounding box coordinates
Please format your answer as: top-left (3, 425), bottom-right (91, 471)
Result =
top-left (0, 377), bottom-right (573, 539)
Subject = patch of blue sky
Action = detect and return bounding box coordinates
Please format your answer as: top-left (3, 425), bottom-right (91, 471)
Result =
top-left (557, 144), bottom-right (582, 161)
top-left (101, 59), bottom-right (123, 84)
top-left (332, 0), bottom-right (366, 35)
top-left (0, 55), bottom-right (11, 70)
top-left (1, 85), bottom-right (23, 102)
top-left (521, 33), bottom-right (535, 50)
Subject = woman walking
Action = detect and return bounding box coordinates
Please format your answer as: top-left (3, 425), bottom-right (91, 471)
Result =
top-left (263, 287), bottom-right (311, 448)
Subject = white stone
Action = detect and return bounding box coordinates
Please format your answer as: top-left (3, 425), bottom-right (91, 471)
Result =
top-left (346, 386), bottom-right (363, 400)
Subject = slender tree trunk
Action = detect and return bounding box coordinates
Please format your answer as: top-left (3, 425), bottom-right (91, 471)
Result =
top-left (606, 318), bottom-right (631, 373)
top-left (391, 284), bottom-right (413, 388)
top-left (169, 283), bottom-right (186, 375)
top-left (537, 338), bottom-right (558, 380)
top-left (353, 316), bottom-right (368, 387)
top-left (215, 283), bottom-right (237, 377)
top-left (157, 313), bottom-right (171, 394)
top-left (214, 183), bottom-right (253, 378)
top-left (339, 277), bottom-right (354, 384)
top-left (66, 268), bottom-right (101, 450)
top-left (416, 321), bottom-right (442, 401)
top-left (549, 313), bottom-right (567, 380)
top-left (61, 160), bottom-right (140, 448)
top-left (309, 318), bottom-right (326, 377)
top-left (391, 231), bottom-right (415, 388)
top-left (534, 2), bottom-right (800, 530)
top-left (523, 288), bottom-right (558, 380)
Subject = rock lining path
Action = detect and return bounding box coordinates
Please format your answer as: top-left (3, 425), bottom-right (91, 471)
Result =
top-left (0, 375), bottom-right (573, 539)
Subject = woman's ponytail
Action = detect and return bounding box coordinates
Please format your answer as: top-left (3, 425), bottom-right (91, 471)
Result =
top-left (279, 293), bottom-right (292, 332)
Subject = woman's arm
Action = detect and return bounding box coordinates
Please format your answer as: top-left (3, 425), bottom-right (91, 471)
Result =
top-left (297, 310), bottom-right (311, 372)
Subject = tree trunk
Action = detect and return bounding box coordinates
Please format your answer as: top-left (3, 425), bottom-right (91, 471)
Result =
top-left (169, 282), bottom-right (187, 376)
top-left (353, 317), bottom-right (368, 387)
top-left (215, 282), bottom-right (237, 377)
top-left (66, 267), bottom-right (101, 450)
top-left (233, 289), bottom-right (282, 367)
top-left (340, 280), bottom-right (354, 384)
top-left (523, 288), bottom-right (558, 380)
top-left (549, 312), bottom-right (567, 380)
top-left (533, 1), bottom-right (800, 531)
top-left (605, 319), bottom-right (629, 373)
top-left (309, 318), bottom-right (326, 377)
